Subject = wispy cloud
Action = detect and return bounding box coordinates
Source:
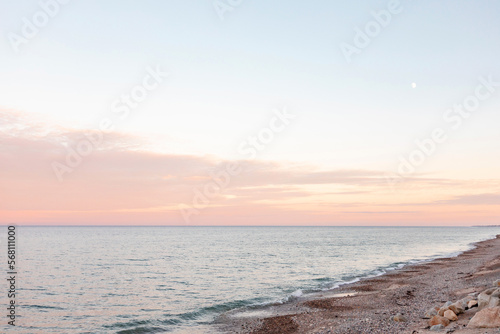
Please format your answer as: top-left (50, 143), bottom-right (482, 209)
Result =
top-left (429, 193), bottom-right (500, 206)
top-left (1, 110), bottom-right (499, 225)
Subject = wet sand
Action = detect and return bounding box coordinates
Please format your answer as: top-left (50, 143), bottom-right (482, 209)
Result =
top-left (216, 234), bottom-right (500, 333)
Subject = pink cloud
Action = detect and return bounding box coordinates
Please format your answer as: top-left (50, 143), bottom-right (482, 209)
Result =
top-left (1, 109), bottom-right (499, 226)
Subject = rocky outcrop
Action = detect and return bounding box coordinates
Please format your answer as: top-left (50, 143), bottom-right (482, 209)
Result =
top-left (423, 282), bottom-right (500, 329)
top-left (420, 281), bottom-right (500, 329)
top-left (467, 306), bottom-right (500, 328)
top-left (478, 287), bottom-right (500, 310)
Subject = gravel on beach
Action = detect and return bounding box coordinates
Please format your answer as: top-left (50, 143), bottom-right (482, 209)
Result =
top-left (217, 235), bottom-right (500, 334)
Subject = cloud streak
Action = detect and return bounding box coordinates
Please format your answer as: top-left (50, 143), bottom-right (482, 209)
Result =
top-left (1, 110), bottom-right (499, 225)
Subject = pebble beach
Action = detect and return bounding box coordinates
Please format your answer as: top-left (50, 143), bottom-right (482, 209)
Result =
top-left (218, 234), bottom-right (500, 333)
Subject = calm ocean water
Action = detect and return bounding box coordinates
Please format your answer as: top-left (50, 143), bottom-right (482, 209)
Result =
top-left (5, 226), bottom-right (500, 333)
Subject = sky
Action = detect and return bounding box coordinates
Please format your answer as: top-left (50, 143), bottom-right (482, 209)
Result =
top-left (0, 0), bottom-right (499, 225)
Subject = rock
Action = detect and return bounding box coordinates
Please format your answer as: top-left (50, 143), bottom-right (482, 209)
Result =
top-left (437, 306), bottom-right (456, 316)
top-left (468, 306), bottom-right (500, 328)
top-left (477, 288), bottom-right (494, 308)
top-left (461, 296), bottom-right (473, 308)
top-left (478, 288), bottom-right (500, 309)
top-left (443, 310), bottom-right (458, 321)
top-left (424, 307), bottom-right (438, 318)
top-left (429, 315), bottom-right (450, 327)
top-left (430, 324), bottom-right (445, 331)
top-left (393, 313), bottom-right (407, 322)
top-left (468, 300), bottom-right (478, 309)
top-left (494, 279), bottom-right (500, 287)
top-left (447, 304), bottom-right (459, 315)
top-left (443, 301), bottom-right (453, 308)
top-left (451, 302), bottom-right (464, 314)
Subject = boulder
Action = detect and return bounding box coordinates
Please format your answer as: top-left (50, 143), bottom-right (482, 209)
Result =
top-left (451, 301), bottom-right (464, 314)
top-left (468, 300), bottom-right (478, 309)
top-left (443, 310), bottom-right (458, 321)
top-left (430, 324), bottom-right (445, 331)
top-left (447, 304), bottom-right (459, 315)
top-left (461, 296), bottom-right (473, 308)
top-left (393, 313), bottom-right (407, 322)
top-left (429, 315), bottom-right (450, 327)
top-left (468, 306), bottom-right (500, 328)
top-left (478, 288), bottom-right (500, 309)
top-left (438, 307), bottom-right (448, 316)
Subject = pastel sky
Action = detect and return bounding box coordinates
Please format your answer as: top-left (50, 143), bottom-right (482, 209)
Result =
top-left (1, 0), bottom-right (499, 225)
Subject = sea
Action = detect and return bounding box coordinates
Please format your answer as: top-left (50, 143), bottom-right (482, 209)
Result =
top-left (4, 226), bottom-right (500, 333)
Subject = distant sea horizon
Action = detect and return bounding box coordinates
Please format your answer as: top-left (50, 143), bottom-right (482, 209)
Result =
top-left (5, 224), bottom-right (498, 227)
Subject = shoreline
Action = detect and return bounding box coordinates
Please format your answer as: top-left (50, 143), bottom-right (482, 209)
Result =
top-left (217, 234), bottom-right (500, 333)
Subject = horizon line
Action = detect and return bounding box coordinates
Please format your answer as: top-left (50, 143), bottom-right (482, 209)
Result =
top-left (1, 224), bottom-right (498, 227)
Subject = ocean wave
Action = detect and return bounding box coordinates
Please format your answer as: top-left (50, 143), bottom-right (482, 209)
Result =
top-left (116, 326), bottom-right (168, 334)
